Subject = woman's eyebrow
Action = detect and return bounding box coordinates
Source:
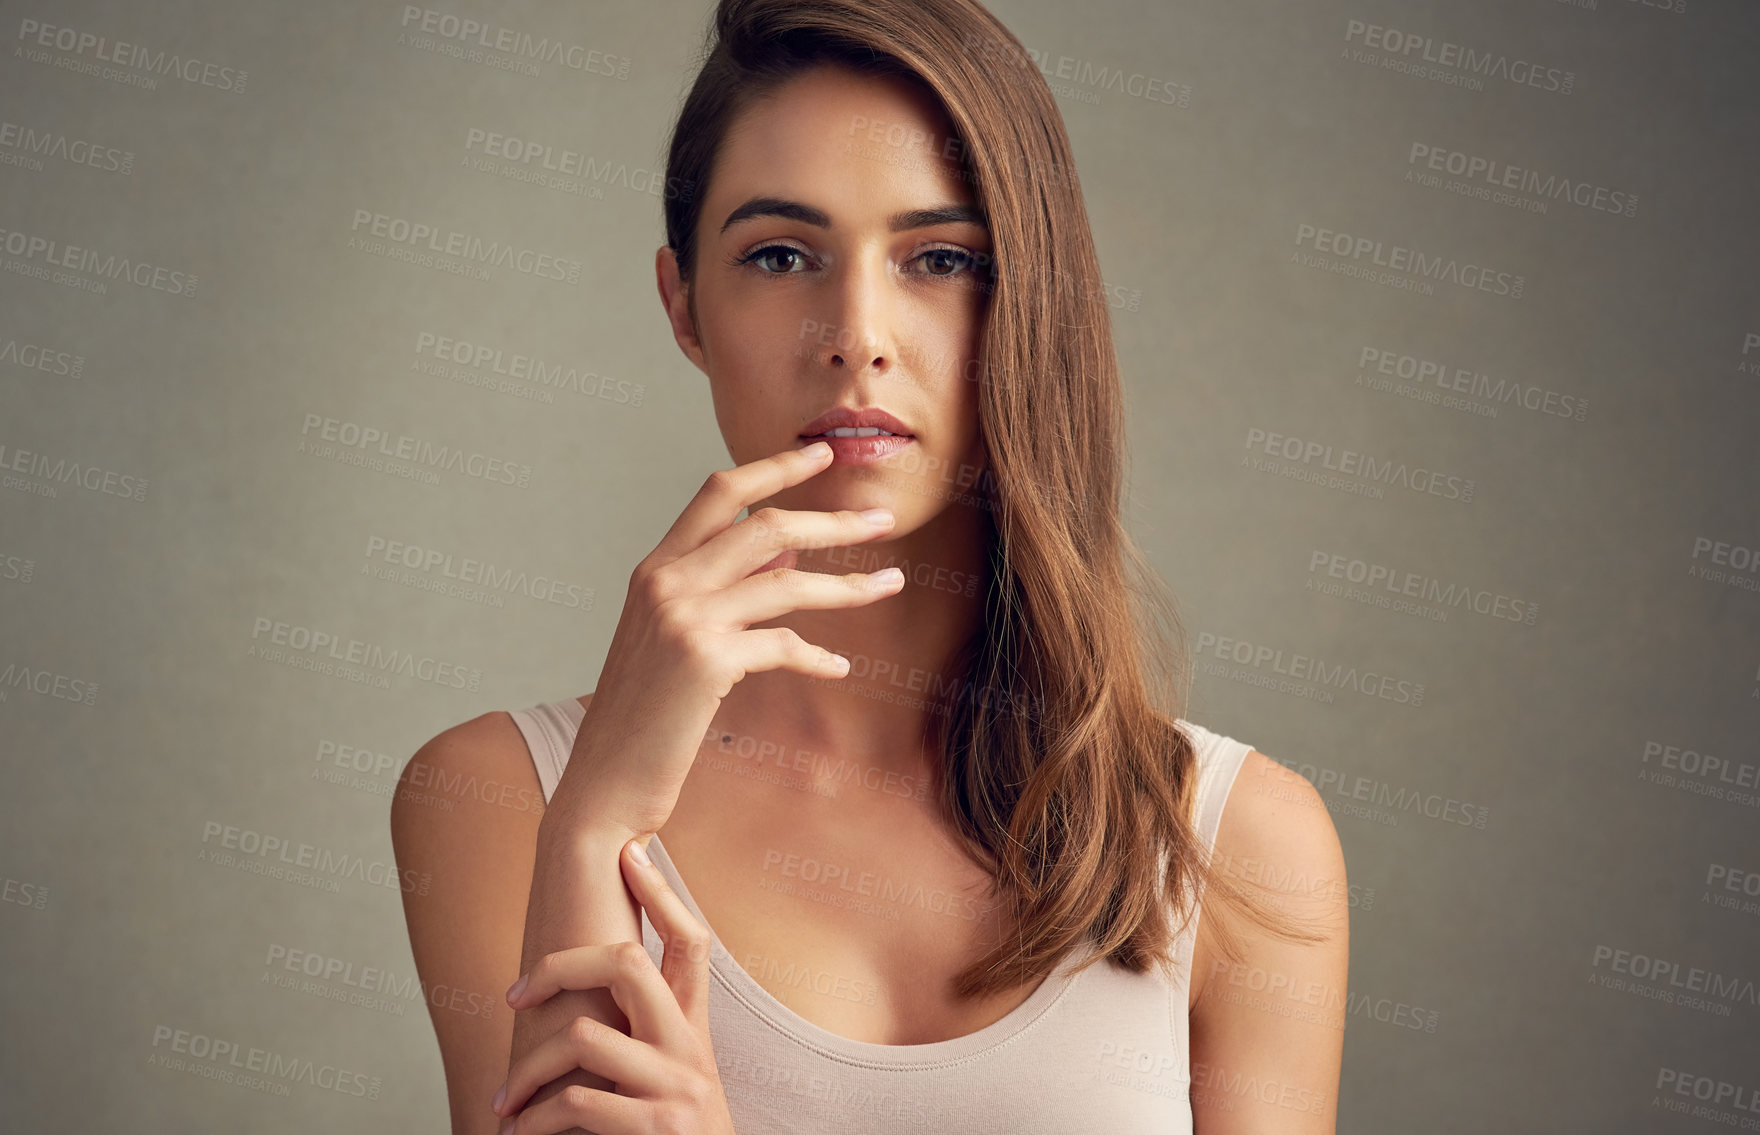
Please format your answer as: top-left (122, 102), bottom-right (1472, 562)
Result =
top-left (718, 196), bottom-right (987, 234)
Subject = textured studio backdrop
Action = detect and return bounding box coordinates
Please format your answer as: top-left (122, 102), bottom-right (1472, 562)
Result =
top-left (2, 0), bottom-right (1757, 1132)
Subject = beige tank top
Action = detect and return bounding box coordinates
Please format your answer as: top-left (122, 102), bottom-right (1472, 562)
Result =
top-left (508, 696), bottom-right (1252, 1133)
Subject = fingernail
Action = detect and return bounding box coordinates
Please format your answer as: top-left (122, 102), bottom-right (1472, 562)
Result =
top-left (628, 838), bottom-right (651, 867)
top-left (491, 1081), bottom-right (506, 1113)
top-left (499, 1120), bottom-right (515, 1135)
top-left (804, 440), bottom-right (831, 457)
top-left (871, 567), bottom-right (904, 586)
top-left (505, 973), bottom-right (527, 1003)
top-left (860, 508), bottom-right (894, 526)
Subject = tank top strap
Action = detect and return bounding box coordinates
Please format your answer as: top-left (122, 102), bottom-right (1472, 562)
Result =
top-left (1176, 717), bottom-right (1254, 852)
top-left (507, 697), bottom-right (588, 804)
top-left (1156, 717), bottom-right (1255, 938)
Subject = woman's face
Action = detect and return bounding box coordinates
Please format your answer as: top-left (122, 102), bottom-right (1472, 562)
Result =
top-left (658, 63), bottom-right (992, 530)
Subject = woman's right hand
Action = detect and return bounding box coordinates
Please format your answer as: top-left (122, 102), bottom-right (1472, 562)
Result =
top-left (543, 440), bottom-right (905, 844)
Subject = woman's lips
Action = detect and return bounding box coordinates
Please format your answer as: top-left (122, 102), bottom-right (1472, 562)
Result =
top-left (798, 433), bottom-right (915, 465)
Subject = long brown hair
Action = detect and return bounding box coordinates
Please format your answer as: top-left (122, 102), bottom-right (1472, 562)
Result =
top-left (662, 0), bottom-right (1324, 999)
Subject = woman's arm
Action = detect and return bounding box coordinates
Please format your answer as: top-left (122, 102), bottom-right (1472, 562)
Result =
top-left (506, 708), bottom-right (647, 1128)
top-left (392, 710), bottom-right (549, 1135)
top-left (1189, 749), bottom-right (1350, 1133)
top-left (391, 699), bottom-right (638, 1135)
top-left (397, 449), bottom-right (891, 1131)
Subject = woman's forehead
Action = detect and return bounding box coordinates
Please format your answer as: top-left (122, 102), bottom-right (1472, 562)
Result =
top-left (711, 70), bottom-right (974, 226)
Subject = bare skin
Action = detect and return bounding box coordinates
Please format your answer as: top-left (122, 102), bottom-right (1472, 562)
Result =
top-left (636, 59), bottom-right (1028, 1047)
top-left (393, 62), bottom-right (1347, 1135)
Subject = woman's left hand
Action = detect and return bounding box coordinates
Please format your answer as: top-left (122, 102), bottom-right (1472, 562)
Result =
top-left (491, 838), bottom-right (736, 1135)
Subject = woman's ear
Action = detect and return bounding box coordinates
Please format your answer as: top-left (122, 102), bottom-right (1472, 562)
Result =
top-left (655, 245), bottom-right (708, 374)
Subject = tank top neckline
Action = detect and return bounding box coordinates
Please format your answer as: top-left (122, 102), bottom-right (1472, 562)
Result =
top-left (641, 828), bottom-right (1097, 1070)
top-left (528, 695), bottom-right (1234, 1070)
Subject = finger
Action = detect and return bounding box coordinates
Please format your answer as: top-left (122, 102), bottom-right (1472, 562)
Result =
top-left (496, 1013), bottom-right (671, 1117)
top-left (648, 442), bottom-right (835, 566)
top-left (720, 624), bottom-right (860, 682)
top-left (692, 503), bottom-right (899, 588)
top-left (621, 839), bottom-right (715, 1032)
top-left (621, 840), bottom-right (714, 1030)
top-left (751, 546), bottom-right (799, 576)
top-left (696, 565), bottom-right (906, 629)
top-left (505, 1082), bottom-right (648, 1135)
top-left (508, 940), bottom-right (684, 1049)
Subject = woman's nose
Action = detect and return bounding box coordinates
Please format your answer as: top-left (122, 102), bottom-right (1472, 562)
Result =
top-left (816, 258), bottom-right (895, 371)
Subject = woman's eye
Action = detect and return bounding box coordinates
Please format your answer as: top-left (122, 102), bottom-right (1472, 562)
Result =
top-left (741, 245), bottom-right (809, 273)
top-left (916, 248), bottom-right (976, 276)
top-left (734, 244), bottom-right (983, 278)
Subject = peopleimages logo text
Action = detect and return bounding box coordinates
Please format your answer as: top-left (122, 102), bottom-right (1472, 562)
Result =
top-left (348, 210), bottom-right (582, 284)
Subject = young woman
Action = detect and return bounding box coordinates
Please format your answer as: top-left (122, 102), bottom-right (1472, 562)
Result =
top-left (392, 1), bottom-right (1349, 1132)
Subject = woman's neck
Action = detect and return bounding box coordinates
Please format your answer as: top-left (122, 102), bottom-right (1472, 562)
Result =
top-left (725, 496), bottom-right (992, 781)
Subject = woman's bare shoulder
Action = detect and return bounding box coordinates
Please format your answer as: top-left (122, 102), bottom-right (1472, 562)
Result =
top-left (403, 708), bottom-right (534, 779)
top-left (1193, 746), bottom-right (1349, 1003)
top-left (389, 704), bottom-right (578, 1135)
top-left (389, 704), bottom-right (554, 907)
top-left (1213, 747), bottom-right (1347, 888)
top-left (1189, 746), bottom-right (1348, 1128)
